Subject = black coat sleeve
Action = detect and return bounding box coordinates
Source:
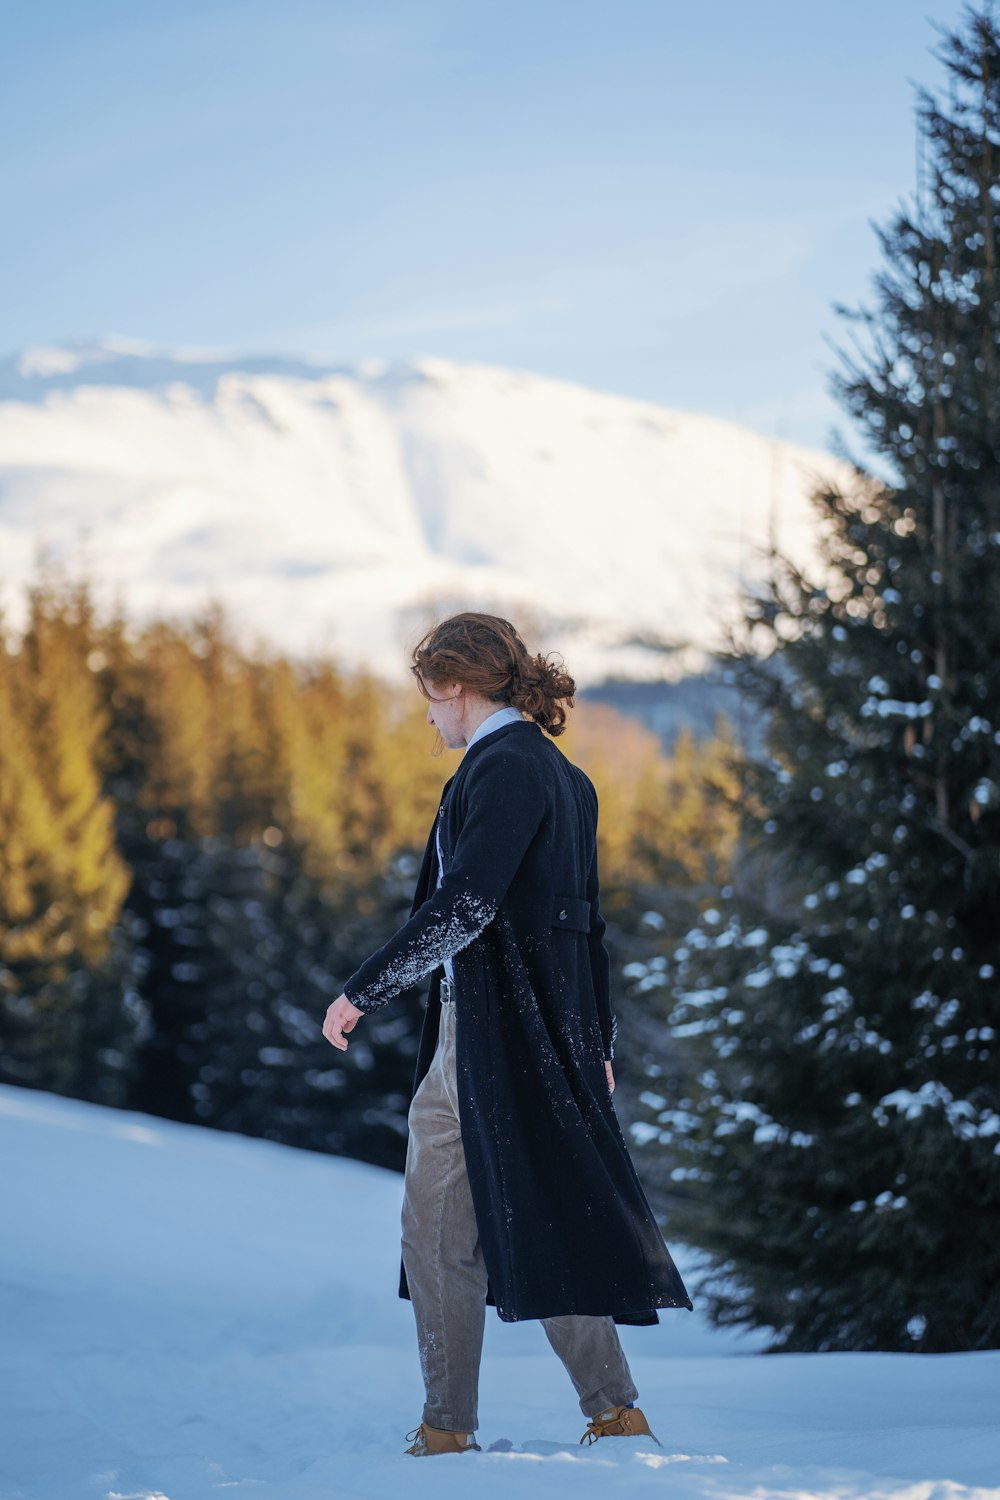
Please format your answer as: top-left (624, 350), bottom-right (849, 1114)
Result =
top-left (342, 748), bottom-right (547, 1014)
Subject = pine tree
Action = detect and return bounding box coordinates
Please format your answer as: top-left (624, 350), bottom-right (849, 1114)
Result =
top-left (0, 576), bottom-right (133, 1099)
top-left (636, 5), bottom-right (1000, 1353)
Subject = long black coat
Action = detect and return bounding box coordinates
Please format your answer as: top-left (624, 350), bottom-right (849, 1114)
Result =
top-left (343, 717), bottom-right (693, 1325)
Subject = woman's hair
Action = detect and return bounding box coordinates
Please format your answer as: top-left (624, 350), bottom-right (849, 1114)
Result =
top-left (411, 612), bottom-right (576, 739)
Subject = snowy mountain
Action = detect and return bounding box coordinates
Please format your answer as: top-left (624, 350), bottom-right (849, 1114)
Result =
top-left (1, 1080), bottom-right (997, 1500)
top-left (0, 339), bottom-right (852, 684)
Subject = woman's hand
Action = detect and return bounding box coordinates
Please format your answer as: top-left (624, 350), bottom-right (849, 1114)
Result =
top-left (323, 994), bottom-right (364, 1051)
top-left (605, 1060), bottom-right (615, 1094)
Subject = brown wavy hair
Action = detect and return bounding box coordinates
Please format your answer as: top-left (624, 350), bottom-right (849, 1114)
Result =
top-left (411, 612), bottom-right (575, 751)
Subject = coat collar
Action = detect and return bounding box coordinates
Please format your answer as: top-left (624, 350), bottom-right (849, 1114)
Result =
top-left (465, 704), bottom-right (525, 752)
top-left (459, 717), bottom-right (540, 768)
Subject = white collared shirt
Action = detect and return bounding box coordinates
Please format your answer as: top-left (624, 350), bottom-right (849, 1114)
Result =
top-left (436, 705), bottom-right (525, 984)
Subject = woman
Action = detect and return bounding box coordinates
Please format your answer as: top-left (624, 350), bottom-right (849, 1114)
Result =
top-left (323, 612), bottom-right (691, 1455)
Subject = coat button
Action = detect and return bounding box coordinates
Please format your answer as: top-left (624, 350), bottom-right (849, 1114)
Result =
top-left (438, 806), bottom-right (445, 816)
top-left (558, 908), bottom-right (567, 920)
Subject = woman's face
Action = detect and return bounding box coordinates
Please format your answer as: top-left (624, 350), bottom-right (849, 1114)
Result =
top-left (422, 677), bottom-right (470, 749)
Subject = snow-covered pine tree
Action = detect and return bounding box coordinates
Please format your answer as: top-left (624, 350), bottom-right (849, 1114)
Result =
top-left (638, 5), bottom-right (1000, 1353)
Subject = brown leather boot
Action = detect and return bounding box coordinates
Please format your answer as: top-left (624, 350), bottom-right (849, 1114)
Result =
top-left (579, 1404), bottom-right (661, 1447)
top-left (404, 1422), bottom-right (481, 1456)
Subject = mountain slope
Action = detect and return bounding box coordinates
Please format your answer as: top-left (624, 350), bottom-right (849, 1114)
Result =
top-left (0, 340), bottom-right (851, 682)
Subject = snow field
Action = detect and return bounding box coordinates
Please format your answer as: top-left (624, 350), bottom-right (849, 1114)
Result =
top-left (0, 1083), bottom-right (996, 1500)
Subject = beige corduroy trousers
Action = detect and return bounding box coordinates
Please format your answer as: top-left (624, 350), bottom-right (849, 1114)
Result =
top-left (400, 995), bottom-right (638, 1433)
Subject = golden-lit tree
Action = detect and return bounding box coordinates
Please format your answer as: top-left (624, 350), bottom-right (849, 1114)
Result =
top-left (0, 576), bottom-right (131, 1093)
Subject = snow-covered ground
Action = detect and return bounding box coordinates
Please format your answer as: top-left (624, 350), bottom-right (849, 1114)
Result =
top-left (0, 339), bottom-right (851, 685)
top-left (1, 1081), bottom-right (996, 1500)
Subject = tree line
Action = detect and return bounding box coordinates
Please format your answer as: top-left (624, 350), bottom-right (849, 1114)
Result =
top-left (0, 575), bottom-right (737, 1172)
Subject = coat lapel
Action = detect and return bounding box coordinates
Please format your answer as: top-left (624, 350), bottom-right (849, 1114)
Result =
top-left (408, 774), bottom-right (454, 917)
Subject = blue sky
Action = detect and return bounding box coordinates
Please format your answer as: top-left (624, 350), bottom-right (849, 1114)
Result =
top-left (2, 0), bottom-right (974, 454)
